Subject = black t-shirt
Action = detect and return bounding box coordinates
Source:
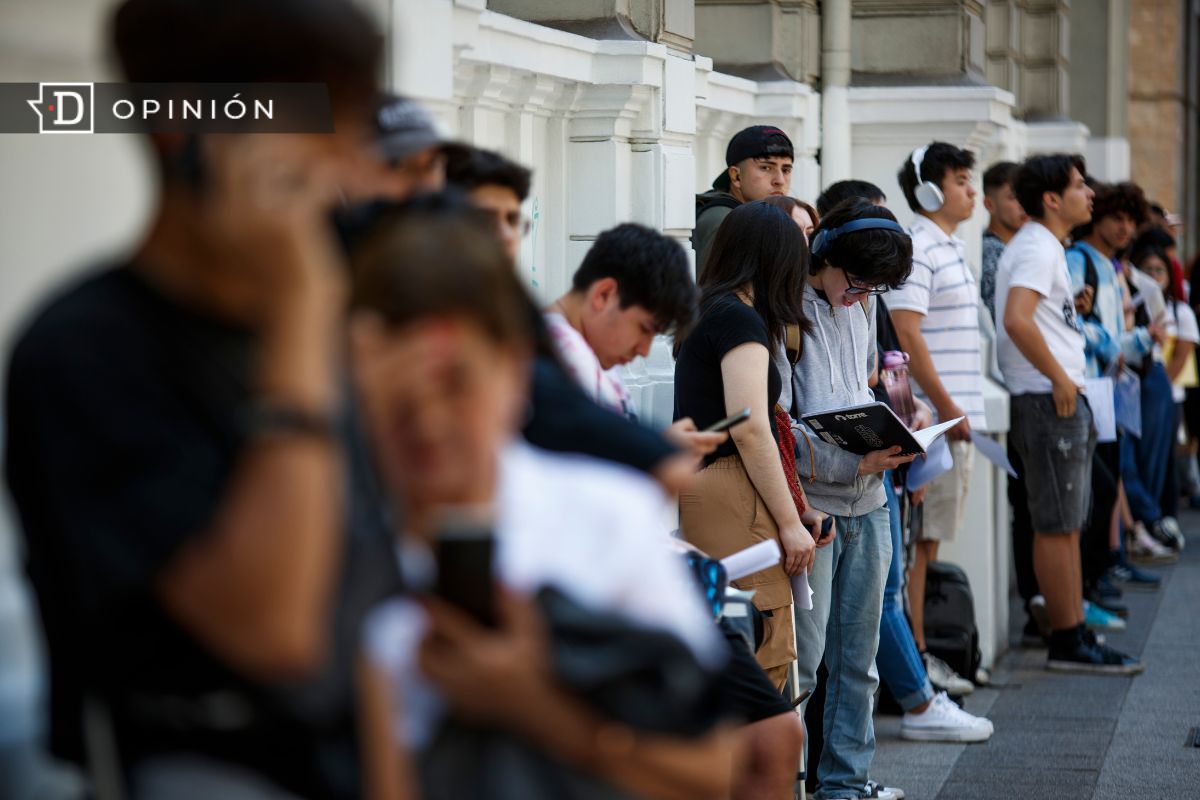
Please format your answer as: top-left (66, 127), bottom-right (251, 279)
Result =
top-left (674, 294), bottom-right (781, 465)
top-left (4, 266), bottom-right (403, 799)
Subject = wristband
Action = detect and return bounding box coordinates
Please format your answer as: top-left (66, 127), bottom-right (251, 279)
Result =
top-left (244, 400), bottom-right (337, 441)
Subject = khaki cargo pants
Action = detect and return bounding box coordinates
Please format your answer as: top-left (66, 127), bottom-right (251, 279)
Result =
top-left (680, 455), bottom-right (795, 690)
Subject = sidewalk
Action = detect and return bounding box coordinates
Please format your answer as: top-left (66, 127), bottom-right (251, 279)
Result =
top-left (871, 512), bottom-right (1200, 799)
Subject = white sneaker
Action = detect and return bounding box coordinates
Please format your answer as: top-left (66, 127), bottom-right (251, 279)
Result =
top-left (1130, 523), bottom-right (1178, 564)
top-left (922, 652), bottom-right (974, 696)
top-left (1157, 516), bottom-right (1185, 551)
top-left (864, 780), bottom-right (905, 799)
top-left (900, 691), bottom-right (994, 743)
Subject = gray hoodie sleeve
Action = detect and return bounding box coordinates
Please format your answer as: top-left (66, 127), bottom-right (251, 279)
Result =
top-left (791, 418), bottom-right (863, 486)
top-left (866, 296), bottom-right (878, 377)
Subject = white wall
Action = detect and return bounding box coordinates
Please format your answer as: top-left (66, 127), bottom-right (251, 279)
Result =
top-left (389, 0), bottom-right (824, 428)
top-left (0, 0), bottom-right (151, 761)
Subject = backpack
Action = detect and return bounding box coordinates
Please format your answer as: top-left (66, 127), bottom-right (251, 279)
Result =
top-left (923, 561), bottom-right (982, 689)
top-left (1067, 243), bottom-right (1101, 309)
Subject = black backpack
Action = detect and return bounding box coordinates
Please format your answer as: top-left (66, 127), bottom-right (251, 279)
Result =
top-left (923, 561), bottom-right (982, 687)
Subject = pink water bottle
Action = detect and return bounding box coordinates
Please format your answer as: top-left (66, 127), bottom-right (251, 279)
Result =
top-left (881, 350), bottom-right (917, 428)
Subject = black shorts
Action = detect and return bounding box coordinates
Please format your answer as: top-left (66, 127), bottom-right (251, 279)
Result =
top-left (715, 629), bottom-right (792, 724)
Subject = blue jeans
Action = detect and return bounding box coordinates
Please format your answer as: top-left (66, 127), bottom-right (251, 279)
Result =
top-left (1123, 362), bottom-right (1175, 523)
top-left (876, 472), bottom-right (935, 712)
top-left (795, 505), bottom-right (891, 800)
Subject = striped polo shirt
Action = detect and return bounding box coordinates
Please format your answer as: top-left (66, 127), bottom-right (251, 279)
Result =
top-left (887, 215), bottom-right (985, 427)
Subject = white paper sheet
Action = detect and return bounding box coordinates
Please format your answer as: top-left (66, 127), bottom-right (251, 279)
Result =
top-left (720, 539), bottom-right (781, 582)
top-left (1084, 377), bottom-right (1117, 443)
top-left (913, 416), bottom-right (964, 451)
top-left (790, 572), bottom-right (814, 611)
top-left (969, 431), bottom-right (1018, 477)
top-left (906, 435), bottom-right (954, 491)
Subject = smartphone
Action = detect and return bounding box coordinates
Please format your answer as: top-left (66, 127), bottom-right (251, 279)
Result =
top-left (704, 407), bottom-right (751, 433)
top-left (816, 515), bottom-right (835, 545)
top-left (433, 516), bottom-right (497, 627)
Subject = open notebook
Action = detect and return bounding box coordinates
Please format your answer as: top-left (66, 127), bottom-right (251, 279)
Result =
top-left (800, 401), bottom-right (962, 457)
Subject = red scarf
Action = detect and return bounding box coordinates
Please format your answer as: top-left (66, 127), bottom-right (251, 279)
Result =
top-left (774, 405), bottom-right (807, 516)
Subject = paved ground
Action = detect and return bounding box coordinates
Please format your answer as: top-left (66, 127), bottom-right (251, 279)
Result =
top-left (870, 512), bottom-right (1200, 799)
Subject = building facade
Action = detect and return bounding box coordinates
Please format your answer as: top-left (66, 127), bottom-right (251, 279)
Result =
top-left (0, 1), bottom-right (1198, 769)
top-left (376, 0), bottom-right (1199, 667)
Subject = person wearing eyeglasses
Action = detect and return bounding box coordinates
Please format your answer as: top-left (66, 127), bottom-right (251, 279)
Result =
top-left (786, 198), bottom-right (917, 800)
top-left (444, 145), bottom-right (533, 263)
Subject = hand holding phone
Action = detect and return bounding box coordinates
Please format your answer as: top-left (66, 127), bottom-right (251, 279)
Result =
top-left (816, 515), bottom-right (835, 545)
top-left (433, 515), bottom-right (497, 627)
top-left (704, 407), bottom-right (751, 433)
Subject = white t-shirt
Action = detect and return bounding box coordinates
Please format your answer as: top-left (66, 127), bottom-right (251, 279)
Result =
top-left (1161, 299), bottom-right (1200, 402)
top-left (994, 221), bottom-right (1086, 395)
top-left (543, 311), bottom-right (637, 419)
top-left (364, 441), bottom-right (723, 746)
top-left (888, 216), bottom-right (986, 427)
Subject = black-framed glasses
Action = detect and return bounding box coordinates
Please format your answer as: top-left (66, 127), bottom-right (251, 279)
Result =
top-left (842, 269), bottom-right (889, 296)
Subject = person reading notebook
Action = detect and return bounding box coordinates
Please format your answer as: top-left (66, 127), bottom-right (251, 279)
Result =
top-left (801, 401), bottom-right (962, 456)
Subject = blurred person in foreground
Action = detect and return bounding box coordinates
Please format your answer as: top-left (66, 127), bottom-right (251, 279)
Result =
top-left (447, 146), bottom-right (803, 800)
top-left (4, 1), bottom-right (403, 797)
top-left (348, 206), bottom-right (734, 800)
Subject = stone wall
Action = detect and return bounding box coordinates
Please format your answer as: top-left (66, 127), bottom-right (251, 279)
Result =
top-left (1129, 0), bottom-right (1187, 216)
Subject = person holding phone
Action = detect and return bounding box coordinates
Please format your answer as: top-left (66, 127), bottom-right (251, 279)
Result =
top-left (545, 224), bottom-right (727, 460)
top-left (675, 201), bottom-right (822, 694)
top-left (5, 2), bottom-right (405, 797)
top-left (349, 206), bottom-right (734, 800)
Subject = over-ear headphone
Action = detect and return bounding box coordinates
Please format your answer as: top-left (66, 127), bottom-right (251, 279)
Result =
top-left (910, 146), bottom-right (944, 213)
top-left (810, 217), bottom-right (908, 260)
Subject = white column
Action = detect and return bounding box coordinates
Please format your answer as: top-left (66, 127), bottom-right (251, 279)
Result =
top-left (820, 0), bottom-right (852, 184)
top-left (849, 83), bottom-right (1019, 668)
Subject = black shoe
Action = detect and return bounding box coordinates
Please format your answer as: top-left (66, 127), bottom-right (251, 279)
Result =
top-left (1093, 576), bottom-right (1123, 601)
top-left (1106, 557), bottom-right (1162, 591)
top-left (1084, 588), bottom-right (1129, 618)
top-left (1020, 617), bottom-right (1048, 647)
top-left (1048, 629), bottom-right (1144, 675)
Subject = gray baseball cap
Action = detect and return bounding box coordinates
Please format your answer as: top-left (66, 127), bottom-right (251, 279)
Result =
top-left (373, 94), bottom-right (450, 161)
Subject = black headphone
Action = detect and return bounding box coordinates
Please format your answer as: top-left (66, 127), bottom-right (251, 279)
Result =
top-left (810, 217), bottom-right (907, 260)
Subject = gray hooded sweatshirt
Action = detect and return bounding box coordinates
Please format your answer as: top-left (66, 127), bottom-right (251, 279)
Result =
top-left (788, 284), bottom-right (886, 517)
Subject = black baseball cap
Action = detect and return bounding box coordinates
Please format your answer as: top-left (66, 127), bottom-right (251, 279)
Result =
top-left (373, 94), bottom-right (450, 161)
top-left (710, 126), bottom-right (796, 191)
top-left (712, 125), bottom-right (794, 190)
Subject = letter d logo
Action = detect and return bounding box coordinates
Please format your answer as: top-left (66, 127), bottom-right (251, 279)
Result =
top-left (27, 82), bottom-right (93, 133)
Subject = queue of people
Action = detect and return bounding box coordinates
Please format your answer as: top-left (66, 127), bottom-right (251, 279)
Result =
top-left (3, 2), bottom-right (1190, 800)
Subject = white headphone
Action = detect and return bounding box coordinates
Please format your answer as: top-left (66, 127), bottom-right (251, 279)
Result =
top-left (910, 146), bottom-right (944, 213)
